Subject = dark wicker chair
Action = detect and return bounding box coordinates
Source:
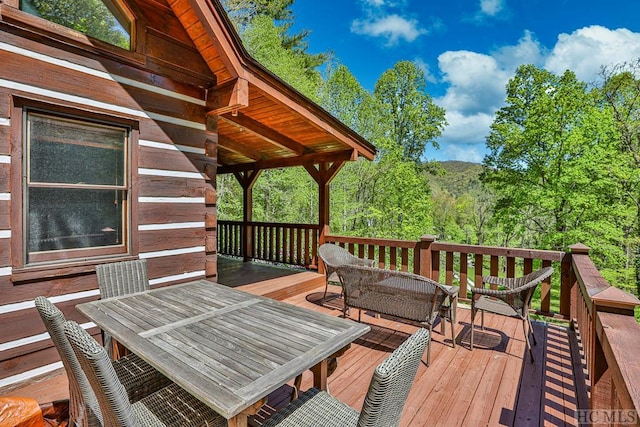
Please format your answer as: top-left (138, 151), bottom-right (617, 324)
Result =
top-left (63, 320), bottom-right (227, 427)
top-left (470, 266), bottom-right (554, 362)
top-left (96, 259), bottom-right (150, 359)
top-left (318, 243), bottom-right (375, 301)
top-left (262, 328), bottom-right (430, 427)
top-left (34, 297), bottom-right (170, 427)
top-left (335, 264), bottom-right (457, 366)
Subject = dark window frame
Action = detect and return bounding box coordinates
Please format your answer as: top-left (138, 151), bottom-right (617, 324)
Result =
top-left (0, 0), bottom-right (146, 64)
top-left (10, 98), bottom-right (139, 279)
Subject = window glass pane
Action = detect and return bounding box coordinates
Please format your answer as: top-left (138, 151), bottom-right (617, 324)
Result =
top-left (20, 0), bottom-right (131, 50)
top-left (29, 114), bottom-right (126, 186)
top-left (28, 188), bottom-right (124, 253)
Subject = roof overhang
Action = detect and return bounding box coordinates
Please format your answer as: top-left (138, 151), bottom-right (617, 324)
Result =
top-left (167, 0), bottom-right (376, 173)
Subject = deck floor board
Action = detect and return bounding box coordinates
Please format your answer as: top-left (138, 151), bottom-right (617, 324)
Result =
top-left (2, 260), bottom-right (583, 426)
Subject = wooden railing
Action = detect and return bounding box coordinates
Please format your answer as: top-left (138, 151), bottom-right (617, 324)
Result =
top-left (218, 220), bottom-right (321, 268)
top-left (325, 234), bottom-right (640, 418)
top-left (569, 244), bottom-right (640, 418)
top-left (220, 223), bottom-right (640, 415)
top-left (325, 234), bottom-right (566, 314)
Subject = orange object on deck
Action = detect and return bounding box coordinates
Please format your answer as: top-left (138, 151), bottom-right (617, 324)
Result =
top-left (0, 397), bottom-right (45, 427)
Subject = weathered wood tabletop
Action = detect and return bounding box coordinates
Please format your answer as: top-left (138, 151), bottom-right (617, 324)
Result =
top-left (76, 279), bottom-right (370, 426)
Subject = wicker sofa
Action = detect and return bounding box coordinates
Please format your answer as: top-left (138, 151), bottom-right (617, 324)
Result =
top-left (335, 264), bottom-right (458, 365)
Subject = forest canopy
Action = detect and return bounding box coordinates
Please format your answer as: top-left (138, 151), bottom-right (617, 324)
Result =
top-left (218, 0), bottom-right (640, 297)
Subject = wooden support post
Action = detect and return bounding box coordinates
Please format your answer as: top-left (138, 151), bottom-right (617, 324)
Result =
top-left (233, 170), bottom-right (261, 262)
top-left (305, 161), bottom-right (345, 272)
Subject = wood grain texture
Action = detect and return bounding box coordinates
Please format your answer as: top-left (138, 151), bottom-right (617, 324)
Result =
top-left (77, 280), bottom-right (370, 420)
top-left (139, 227), bottom-right (205, 252)
top-left (138, 201), bottom-right (205, 224)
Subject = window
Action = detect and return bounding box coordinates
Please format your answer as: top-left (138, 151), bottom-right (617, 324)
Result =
top-left (24, 111), bottom-right (130, 264)
top-left (20, 0), bottom-right (132, 50)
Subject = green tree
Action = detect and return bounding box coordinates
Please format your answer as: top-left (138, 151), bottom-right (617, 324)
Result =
top-left (599, 61), bottom-right (640, 293)
top-left (483, 64), bottom-right (627, 265)
top-left (241, 15), bottom-right (323, 101)
top-left (23, 0), bottom-right (129, 49)
top-left (373, 61), bottom-right (446, 164)
top-left (320, 63), bottom-right (438, 239)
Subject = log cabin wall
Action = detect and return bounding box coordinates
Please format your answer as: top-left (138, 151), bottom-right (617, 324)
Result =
top-left (0, 0), bottom-right (219, 386)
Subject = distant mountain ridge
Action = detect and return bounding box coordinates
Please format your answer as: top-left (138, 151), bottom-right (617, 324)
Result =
top-left (428, 160), bottom-right (484, 197)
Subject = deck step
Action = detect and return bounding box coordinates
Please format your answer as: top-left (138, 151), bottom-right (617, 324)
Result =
top-left (238, 271), bottom-right (325, 300)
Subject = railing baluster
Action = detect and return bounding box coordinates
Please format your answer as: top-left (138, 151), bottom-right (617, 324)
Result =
top-left (432, 250), bottom-right (440, 282)
top-left (378, 246), bottom-right (386, 269)
top-left (401, 248), bottom-right (409, 272)
top-left (506, 256), bottom-right (515, 278)
top-left (445, 251), bottom-right (454, 285)
top-left (474, 254), bottom-right (483, 287)
top-left (459, 253), bottom-right (468, 297)
top-left (540, 259), bottom-right (552, 313)
top-left (390, 246), bottom-right (397, 270)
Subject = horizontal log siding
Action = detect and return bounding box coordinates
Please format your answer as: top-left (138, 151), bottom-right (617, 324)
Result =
top-left (0, 0), bottom-right (217, 385)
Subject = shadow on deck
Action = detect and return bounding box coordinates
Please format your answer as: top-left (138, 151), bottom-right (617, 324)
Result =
top-left (279, 285), bottom-right (586, 427)
top-left (3, 260), bottom-right (587, 427)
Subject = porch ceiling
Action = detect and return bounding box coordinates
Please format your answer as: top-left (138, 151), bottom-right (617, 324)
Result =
top-left (167, 0), bottom-right (376, 174)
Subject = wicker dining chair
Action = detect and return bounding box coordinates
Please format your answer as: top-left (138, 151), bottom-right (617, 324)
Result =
top-left (262, 328), bottom-right (430, 427)
top-left (96, 259), bottom-right (150, 359)
top-left (63, 320), bottom-right (227, 427)
top-left (318, 243), bottom-right (375, 301)
top-left (470, 266), bottom-right (554, 362)
top-left (34, 297), bottom-right (171, 427)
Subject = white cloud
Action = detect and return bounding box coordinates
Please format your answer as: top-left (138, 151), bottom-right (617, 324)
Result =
top-left (363, 0), bottom-right (386, 6)
top-left (545, 26), bottom-right (640, 82)
top-left (479, 0), bottom-right (504, 17)
top-left (413, 58), bottom-right (437, 83)
top-left (433, 26), bottom-right (640, 162)
top-left (433, 32), bottom-right (545, 159)
top-left (351, 14), bottom-right (426, 45)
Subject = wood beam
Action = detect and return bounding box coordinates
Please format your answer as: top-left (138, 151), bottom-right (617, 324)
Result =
top-left (219, 113), bottom-right (308, 156)
top-left (232, 170), bottom-right (261, 262)
top-left (233, 169), bottom-right (261, 190)
top-left (218, 135), bottom-right (264, 161)
top-left (218, 149), bottom-right (356, 174)
top-left (207, 78), bottom-right (249, 116)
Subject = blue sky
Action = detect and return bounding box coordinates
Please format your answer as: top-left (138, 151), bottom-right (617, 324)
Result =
top-left (290, 0), bottom-right (640, 163)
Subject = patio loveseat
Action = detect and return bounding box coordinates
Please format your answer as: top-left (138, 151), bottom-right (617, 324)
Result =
top-left (335, 264), bottom-right (458, 365)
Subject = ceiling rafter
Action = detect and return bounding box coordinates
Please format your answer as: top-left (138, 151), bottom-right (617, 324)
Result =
top-left (219, 112), bottom-right (310, 156)
top-left (218, 135), bottom-right (265, 161)
top-left (218, 149), bottom-right (356, 175)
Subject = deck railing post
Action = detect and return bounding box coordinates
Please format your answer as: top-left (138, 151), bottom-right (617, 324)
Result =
top-left (419, 235), bottom-right (436, 279)
top-left (568, 244), bottom-right (589, 325)
top-left (562, 247), bottom-right (579, 319)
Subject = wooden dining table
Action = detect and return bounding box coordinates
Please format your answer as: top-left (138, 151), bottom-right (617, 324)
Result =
top-left (76, 279), bottom-right (370, 427)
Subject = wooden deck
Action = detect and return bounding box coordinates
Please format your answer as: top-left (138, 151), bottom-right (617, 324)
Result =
top-left (2, 260), bottom-right (585, 426)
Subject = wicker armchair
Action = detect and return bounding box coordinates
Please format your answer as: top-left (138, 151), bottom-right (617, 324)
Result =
top-left (335, 264), bottom-right (457, 366)
top-left (34, 297), bottom-right (170, 427)
top-left (63, 320), bottom-right (227, 427)
top-left (318, 243), bottom-right (375, 301)
top-left (470, 267), bottom-right (554, 362)
top-left (262, 328), bottom-right (430, 427)
top-left (96, 259), bottom-right (150, 358)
